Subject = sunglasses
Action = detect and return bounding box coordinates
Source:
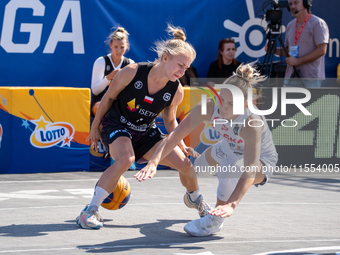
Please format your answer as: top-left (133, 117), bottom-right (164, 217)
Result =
top-left (225, 37), bottom-right (235, 43)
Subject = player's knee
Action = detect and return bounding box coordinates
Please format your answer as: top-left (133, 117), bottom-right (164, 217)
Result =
top-left (116, 154), bottom-right (135, 169)
top-left (182, 157), bottom-right (192, 173)
top-left (194, 152), bottom-right (216, 177)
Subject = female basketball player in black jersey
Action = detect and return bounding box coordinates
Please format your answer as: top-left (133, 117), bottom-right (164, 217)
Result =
top-left (91, 27), bottom-right (134, 118)
top-left (76, 25), bottom-right (210, 229)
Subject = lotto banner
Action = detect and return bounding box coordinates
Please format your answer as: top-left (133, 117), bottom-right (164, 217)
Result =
top-left (0, 87), bottom-right (90, 173)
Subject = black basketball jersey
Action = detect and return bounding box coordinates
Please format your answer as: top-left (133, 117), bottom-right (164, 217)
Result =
top-left (106, 63), bottom-right (179, 132)
top-left (91, 55), bottom-right (131, 107)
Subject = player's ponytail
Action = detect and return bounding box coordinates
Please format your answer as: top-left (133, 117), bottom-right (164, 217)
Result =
top-left (153, 24), bottom-right (196, 64)
top-left (223, 62), bottom-right (266, 99)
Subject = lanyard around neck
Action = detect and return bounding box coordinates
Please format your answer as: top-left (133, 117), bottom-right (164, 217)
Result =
top-left (295, 14), bottom-right (310, 45)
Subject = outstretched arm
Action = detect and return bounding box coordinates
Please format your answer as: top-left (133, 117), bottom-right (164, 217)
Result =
top-left (134, 100), bottom-right (214, 181)
top-left (209, 115), bottom-right (264, 217)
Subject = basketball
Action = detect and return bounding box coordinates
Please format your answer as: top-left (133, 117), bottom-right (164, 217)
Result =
top-left (92, 101), bottom-right (100, 116)
top-left (101, 175), bottom-right (131, 210)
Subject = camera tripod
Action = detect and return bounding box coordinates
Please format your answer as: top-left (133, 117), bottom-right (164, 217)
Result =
top-left (261, 28), bottom-right (306, 87)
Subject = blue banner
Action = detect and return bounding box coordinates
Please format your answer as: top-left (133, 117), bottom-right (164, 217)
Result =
top-left (0, 0), bottom-right (339, 88)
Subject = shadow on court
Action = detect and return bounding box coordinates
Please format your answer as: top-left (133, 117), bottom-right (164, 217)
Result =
top-left (0, 222), bottom-right (78, 237)
top-left (271, 173), bottom-right (340, 193)
top-left (77, 219), bottom-right (223, 253)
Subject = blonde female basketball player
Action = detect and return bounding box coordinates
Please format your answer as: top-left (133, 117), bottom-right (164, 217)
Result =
top-left (91, 27), bottom-right (134, 117)
top-left (135, 63), bottom-right (278, 236)
top-left (77, 25), bottom-right (210, 229)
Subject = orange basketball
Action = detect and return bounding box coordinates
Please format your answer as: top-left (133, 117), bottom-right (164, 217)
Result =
top-left (92, 101), bottom-right (100, 116)
top-left (101, 175), bottom-right (131, 210)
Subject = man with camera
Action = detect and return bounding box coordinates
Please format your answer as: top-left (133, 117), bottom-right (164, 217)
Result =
top-left (271, 0), bottom-right (329, 87)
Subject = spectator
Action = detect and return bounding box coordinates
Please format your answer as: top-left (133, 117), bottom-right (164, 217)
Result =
top-left (270, 0), bottom-right (329, 87)
top-left (179, 65), bottom-right (198, 86)
top-left (91, 27), bottom-right (134, 117)
top-left (207, 38), bottom-right (241, 85)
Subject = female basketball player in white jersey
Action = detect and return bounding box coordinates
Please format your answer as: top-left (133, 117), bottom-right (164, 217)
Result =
top-left (135, 63), bottom-right (278, 236)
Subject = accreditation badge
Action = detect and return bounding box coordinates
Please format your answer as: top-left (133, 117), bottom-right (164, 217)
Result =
top-left (289, 46), bottom-right (299, 58)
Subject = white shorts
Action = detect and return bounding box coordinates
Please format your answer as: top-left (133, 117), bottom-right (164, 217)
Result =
top-left (212, 140), bottom-right (275, 183)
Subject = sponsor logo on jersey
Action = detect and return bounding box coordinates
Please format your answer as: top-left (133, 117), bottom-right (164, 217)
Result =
top-left (219, 132), bottom-right (243, 144)
top-left (221, 124), bottom-right (228, 131)
top-left (120, 116), bottom-right (127, 123)
top-left (233, 124), bottom-right (240, 135)
top-left (163, 92), bottom-right (171, 102)
top-left (138, 108), bottom-right (157, 117)
top-left (149, 130), bottom-right (157, 137)
top-left (144, 95), bottom-right (154, 104)
top-left (126, 98), bottom-right (157, 117)
top-left (127, 98), bottom-right (140, 112)
top-left (30, 116), bottom-right (75, 148)
top-left (109, 129), bottom-right (131, 139)
top-left (215, 145), bottom-right (227, 159)
top-left (134, 81), bottom-right (143, 89)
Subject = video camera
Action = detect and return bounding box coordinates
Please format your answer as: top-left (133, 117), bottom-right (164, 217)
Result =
top-left (265, 0), bottom-right (289, 31)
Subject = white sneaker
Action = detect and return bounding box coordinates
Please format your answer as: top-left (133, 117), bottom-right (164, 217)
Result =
top-left (184, 214), bottom-right (224, 237)
top-left (76, 205), bottom-right (103, 229)
top-left (183, 192), bottom-right (211, 218)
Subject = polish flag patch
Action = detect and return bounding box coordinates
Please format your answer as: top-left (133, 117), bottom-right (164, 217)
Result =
top-left (143, 96), bottom-right (154, 104)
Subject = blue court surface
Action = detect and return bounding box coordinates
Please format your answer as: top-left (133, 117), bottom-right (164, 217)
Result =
top-left (0, 170), bottom-right (339, 255)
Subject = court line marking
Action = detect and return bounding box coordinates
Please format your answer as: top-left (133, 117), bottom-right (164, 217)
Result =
top-left (1, 201), bottom-right (340, 211)
top-left (252, 245), bottom-right (340, 255)
top-left (0, 177), bottom-right (179, 184)
top-left (0, 204), bottom-right (183, 211)
top-left (0, 201), bottom-right (340, 211)
top-left (0, 240), bottom-right (339, 254)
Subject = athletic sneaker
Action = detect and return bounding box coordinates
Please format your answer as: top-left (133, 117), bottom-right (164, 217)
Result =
top-left (76, 205), bottom-right (103, 229)
top-left (184, 214), bottom-right (224, 237)
top-left (183, 192), bottom-right (212, 218)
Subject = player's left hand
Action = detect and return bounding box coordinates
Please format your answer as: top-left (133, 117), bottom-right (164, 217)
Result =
top-left (134, 163), bottom-right (157, 182)
top-left (208, 204), bottom-right (234, 218)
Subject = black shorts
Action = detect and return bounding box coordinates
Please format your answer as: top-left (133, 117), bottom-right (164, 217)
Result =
top-left (101, 117), bottom-right (166, 162)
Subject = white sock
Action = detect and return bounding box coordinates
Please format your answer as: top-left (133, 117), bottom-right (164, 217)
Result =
top-left (89, 186), bottom-right (109, 209)
top-left (188, 187), bottom-right (200, 202)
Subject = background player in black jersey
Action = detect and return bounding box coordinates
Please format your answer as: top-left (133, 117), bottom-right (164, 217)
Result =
top-left (91, 27), bottom-right (134, 118)
top-left (77, 24), bottom-right (211, 229)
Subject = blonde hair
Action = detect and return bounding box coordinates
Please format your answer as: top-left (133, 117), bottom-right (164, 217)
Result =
top-left (223, 62), bottom-right (266, 98)
top-left (153, 24), bottom-right (196, 64)
top-left (106, 27), bottom-right (130, 50)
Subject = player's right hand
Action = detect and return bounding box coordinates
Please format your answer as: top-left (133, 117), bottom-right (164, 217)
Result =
top-left (86, 127), bottom-right (102, 152)
top-left (189, 147), bottom-right (200, 158)
top-left (134, 163), bottom-right (157, 182)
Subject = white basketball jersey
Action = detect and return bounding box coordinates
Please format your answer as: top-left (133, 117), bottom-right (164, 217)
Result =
top-left (210, 104), bottom-right (278, 165)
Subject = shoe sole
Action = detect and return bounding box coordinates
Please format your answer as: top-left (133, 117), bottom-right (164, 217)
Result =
top-left (184, 223), bottom-right (223, 237)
